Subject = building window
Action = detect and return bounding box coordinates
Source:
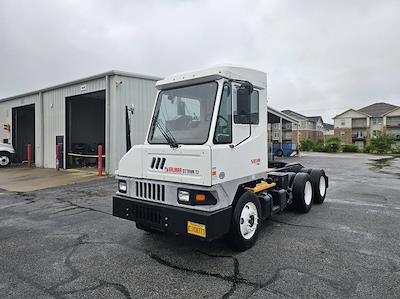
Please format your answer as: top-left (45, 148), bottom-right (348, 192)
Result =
top-left (341, 120), bottom-right (345, 126)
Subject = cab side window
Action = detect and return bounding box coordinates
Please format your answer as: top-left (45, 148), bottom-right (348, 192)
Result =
top-left (214, 83), bottom-right (232, 144)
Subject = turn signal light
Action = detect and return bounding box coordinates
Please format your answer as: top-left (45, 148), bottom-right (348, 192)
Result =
top-left (195, 194), bottom-right (206, 202)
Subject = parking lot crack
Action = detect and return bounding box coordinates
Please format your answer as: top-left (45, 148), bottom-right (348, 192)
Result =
top-left (46, 234), bottom-right (132, 299)
top-left (55, 198), bottom-right (111, 216)
top-left (147, 250), bottom-right (284, 299)
top-left (271, 219), bottom-right (322, 229)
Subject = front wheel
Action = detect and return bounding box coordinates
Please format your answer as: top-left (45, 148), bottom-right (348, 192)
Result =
top-left (227, 192), bottom-right (261, 251)
top-left (0, 152), bottom-right (11, 167)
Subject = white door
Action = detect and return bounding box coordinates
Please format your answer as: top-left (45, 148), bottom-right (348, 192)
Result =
top-left (212, 82), bottom-right (267, 184)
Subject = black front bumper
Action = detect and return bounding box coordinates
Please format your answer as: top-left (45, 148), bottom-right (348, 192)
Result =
top-left (113, 195), bottom-right (232, 241)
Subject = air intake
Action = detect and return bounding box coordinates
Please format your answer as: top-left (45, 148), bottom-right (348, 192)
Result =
top-left (150, 157), bottom-right (166, 170)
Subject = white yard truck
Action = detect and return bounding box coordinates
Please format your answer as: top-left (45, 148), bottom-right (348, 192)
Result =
top-left (0, 142), bottom-right (14, 167)
top-left (113, 65), bottom-right (328, 250)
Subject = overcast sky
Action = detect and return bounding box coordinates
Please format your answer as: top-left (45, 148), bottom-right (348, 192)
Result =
top-left (1, 0), bottom-right (399, 122)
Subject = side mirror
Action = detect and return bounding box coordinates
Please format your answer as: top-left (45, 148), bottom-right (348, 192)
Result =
top-left (236, 81), bottom-right (253, 123)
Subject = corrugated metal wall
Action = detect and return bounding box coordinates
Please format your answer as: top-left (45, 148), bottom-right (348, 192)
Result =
top-left (42, 77), bottom-right (106, 168)
top-left (0, 73), bottom-right (158, 173)
top-left (0, 94), bottom-right (42, 165)
top-left (109, 75), bottom-right (158, 173)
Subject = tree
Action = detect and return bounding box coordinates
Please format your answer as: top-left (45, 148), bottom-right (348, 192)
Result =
top-left (324, 136), bottom-right (341, 153)
top-left (369, 134), bottom-right (395, 154)
top-left (300, 139), bottom-right (314, 151)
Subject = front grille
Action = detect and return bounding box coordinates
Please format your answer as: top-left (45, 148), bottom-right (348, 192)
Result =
top-left (135, 205), bottom-right (162, 225)
top-left (135, 181), bottom-right (165, 202)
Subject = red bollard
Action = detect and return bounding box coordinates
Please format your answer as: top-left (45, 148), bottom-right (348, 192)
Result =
top-left (27, 144), bottom-right (32, 168)
top-left (56, 144), bottom-right (60, 171)
top-left (98, 145), bottom-right (103, 176)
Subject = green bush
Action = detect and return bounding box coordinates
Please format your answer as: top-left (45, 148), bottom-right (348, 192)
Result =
top-left (369, 134), bottom-right (395, 154)
top-left (342, 144), bottom-right (359, 152)
top-left (313, 143), bottom-right (327, 152)
top-left (324, 136), bottom-right (341, 153)
top-left (300, 139), bottom-right (314, 151)
top-left (392, 145), bottom-right (400, 154)
top-left (363, 145), bottom-right (371, 153)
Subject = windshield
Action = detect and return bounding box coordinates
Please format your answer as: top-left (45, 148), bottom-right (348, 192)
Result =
top-left (148, 82), bottom-right (218, 145)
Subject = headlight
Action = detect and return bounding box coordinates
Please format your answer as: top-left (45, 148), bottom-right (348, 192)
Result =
top-left (118, 180), bottom-right (127, 193)
top-left (178, 190), bottom-right (190, 202)
top-left (177, 189), bottom-right (217, 205)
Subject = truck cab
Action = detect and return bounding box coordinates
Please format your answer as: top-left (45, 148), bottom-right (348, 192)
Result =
top-left (113, 65), bottom-right (328, 250)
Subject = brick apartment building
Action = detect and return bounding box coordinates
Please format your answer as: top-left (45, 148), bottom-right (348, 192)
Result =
top-left (333, 102), bottom-right (400, 150)
top-left (281, 110), bottom-right (325, 143)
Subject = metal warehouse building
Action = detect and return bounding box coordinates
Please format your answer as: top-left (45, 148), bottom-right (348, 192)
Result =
top-left (0, 71), bottom-right (160, 173)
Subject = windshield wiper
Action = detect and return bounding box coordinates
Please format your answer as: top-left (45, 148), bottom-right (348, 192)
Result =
top-left (151, 115), bottom-right (179, 148)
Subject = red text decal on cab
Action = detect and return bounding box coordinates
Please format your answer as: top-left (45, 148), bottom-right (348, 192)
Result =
top-left (251, 158), bottom-right (261, 165)
top-left (167, 167), bottom-right (183, 174)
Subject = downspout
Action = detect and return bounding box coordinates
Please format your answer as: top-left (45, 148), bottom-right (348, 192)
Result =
top-left (105, 75), bottom-right (111, 174)
top-left (39, 91), bottom-right (44, 167)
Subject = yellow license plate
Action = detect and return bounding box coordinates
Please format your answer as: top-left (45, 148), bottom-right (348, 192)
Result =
top-left (187, 221), bottom-right (206, 238)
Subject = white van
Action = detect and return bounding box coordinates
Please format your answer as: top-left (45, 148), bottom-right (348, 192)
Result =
top-left (0, 143), bottom-right (15, 167)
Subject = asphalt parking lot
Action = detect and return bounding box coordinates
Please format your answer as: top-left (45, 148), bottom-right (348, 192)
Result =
top-left (0, 153), bottom-right (399, 298)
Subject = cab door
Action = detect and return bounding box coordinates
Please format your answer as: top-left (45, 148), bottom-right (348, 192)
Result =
top-left (211, 82), bottom-right (267, 185)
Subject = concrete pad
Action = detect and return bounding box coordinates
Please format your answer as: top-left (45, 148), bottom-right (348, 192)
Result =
top-left (0, 167), bottom-right (104, 192)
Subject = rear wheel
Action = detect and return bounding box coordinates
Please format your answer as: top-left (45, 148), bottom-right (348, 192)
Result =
top-left (0, 152), bottom-right (11, 167)
top-left (227, 192), bottom-right (261, 251)
top-left (310, 169), bottom-right (327, 204)
top-left (292, 173), bottom-right (313, 213)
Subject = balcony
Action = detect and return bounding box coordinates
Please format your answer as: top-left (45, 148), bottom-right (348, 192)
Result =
top-left (352, 119), bottom-right (367, 128)
top-left (352, 134), bottom-right (366, 141)
top-left (386, 122), bottom-right (400, 128)
top-left (283, 134), bottom-right (292, 140)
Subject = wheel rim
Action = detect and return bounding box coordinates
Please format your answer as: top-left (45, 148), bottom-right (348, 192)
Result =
top-left (239, 202), bottom-right (259, 240)
top-left (319, 176), bottom-right (326, 197)
top-left (0, 156), bottom-right (9, 166)
top-left (304, 181), bottom-right (312, 205)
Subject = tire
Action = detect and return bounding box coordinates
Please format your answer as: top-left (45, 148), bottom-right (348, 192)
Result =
top-left (227, 192), bottom-right (262, 251)
top-left (292, 173), bottom-right (313, 213)
top-left (0, 152), bottom-right (11, 167)
top-left (286, 172), bottom-right (297, 187)
top-left (309, 169), bottom-right (327, 204)
top-left (300, 168), bottom-right (312, 174)
top-left (136, 222), bottom-right (162, 234)
top-left (275, 149), bottom-right (283, 157)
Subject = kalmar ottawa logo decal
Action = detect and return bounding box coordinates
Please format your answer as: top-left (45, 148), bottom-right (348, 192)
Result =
top-left (166, 167), bottom-right (199, 175)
